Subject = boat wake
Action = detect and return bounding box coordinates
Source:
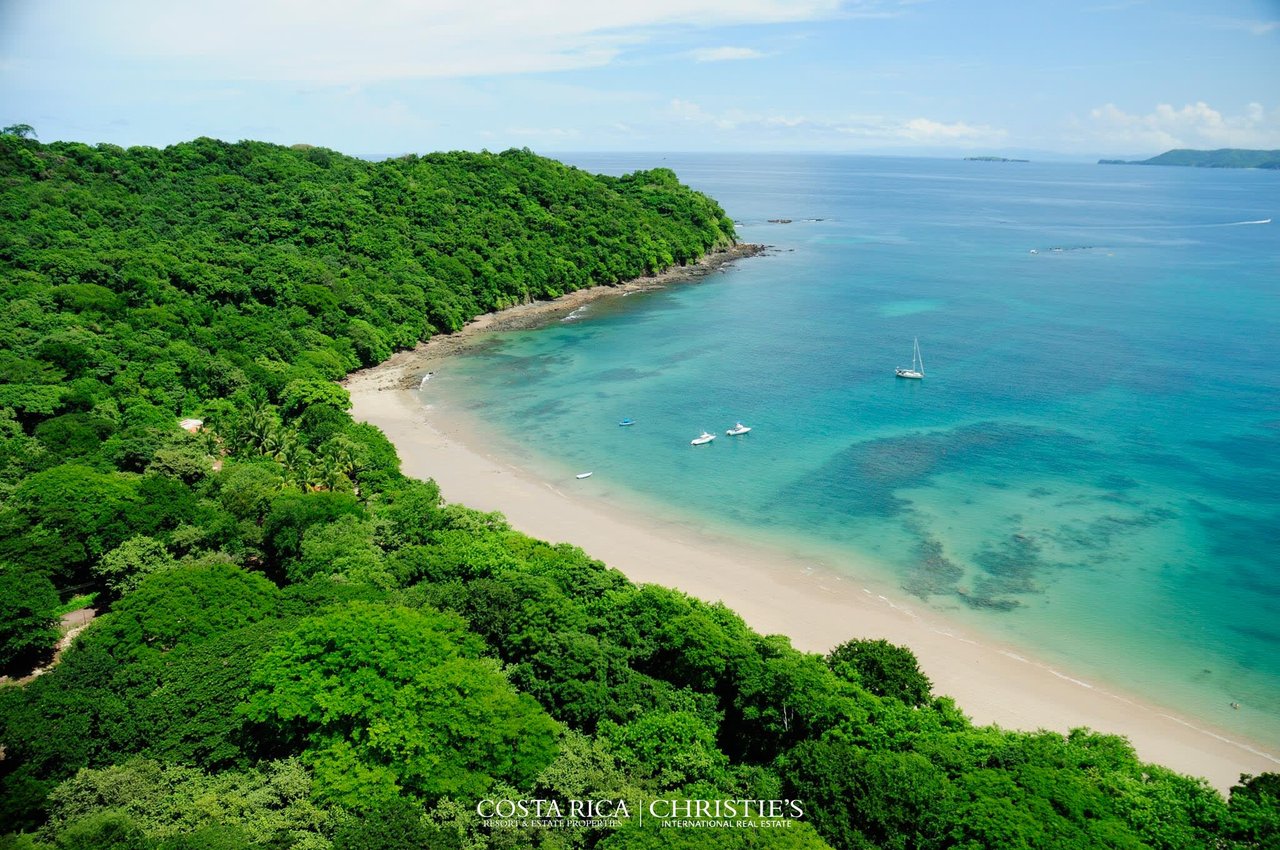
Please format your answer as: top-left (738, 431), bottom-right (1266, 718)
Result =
top-left (1166, 217), bottom-right (1271, 228)
top-left (1056, 217), bottom-right (1270, 231)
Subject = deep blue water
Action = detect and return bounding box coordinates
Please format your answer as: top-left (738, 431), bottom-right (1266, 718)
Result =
top-left (427, 154), bottom-right (1280, 748)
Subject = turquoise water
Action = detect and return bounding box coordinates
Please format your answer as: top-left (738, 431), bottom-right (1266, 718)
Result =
top-left (426, 154), bottom-right (1280, 750)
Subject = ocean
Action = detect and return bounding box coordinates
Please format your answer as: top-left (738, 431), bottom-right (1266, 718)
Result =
top-left (422, 153), bottom-right (1280, 751)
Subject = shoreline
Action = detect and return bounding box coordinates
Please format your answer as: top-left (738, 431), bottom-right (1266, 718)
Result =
top-left (344, 254), bottom-right (1279, 794)
top-left (354, 241), bottom-right (768, 392)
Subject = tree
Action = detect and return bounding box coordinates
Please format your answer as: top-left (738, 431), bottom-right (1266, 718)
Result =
top-left (261, 489), bottom-right (361, 570)
top-left (338, 422), bottom-right (401, 494)
top-left (598, 711), bottom-right (728, 790)
top-left (1100, 764), bottom-right (1230, 850)
top-left (94, 535), bottom-right (177, 598)
top-left (0, 464), bottom-right (141, 581)
top-left (53, 812), bottom-right (149, 850)
top-left (133, 620), bottom-right (287, 768)
top-left (2, 123), bottom-right (36, 139)
top-left (826, 638), bottom-right (933, 707)
top-left (1227, 773), bottom-right (1280, 848)
top-left (332, 797), bottom-right (460, 850)
top-left (146, 444), bottom-right (211, 485)
top-left (730, 636), bottom-right (862, 760)
top-left (0, 565), bottom-right (60, 674)
top-left (606, 585), bottom-right (755, 693)
top-left (42, 758), bottom-right (338, 848)
top-left (242, 602), bottom-right (559, 808)
top-left (33, 412), bottom-right (116, 460)
top-left (291, 514), bottom-right (389, 587)
top-left (782, 740), bottom-right (951, 850)
top-left (86, 563), bottom-right (280, 663)
top-left (214, 462), bottom-right (285, 523)
top-left (278, 378), bottom-right (350, 421)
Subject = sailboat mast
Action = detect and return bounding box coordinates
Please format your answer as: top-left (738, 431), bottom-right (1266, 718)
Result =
top-left (915, 338), bottom-right (924, 374)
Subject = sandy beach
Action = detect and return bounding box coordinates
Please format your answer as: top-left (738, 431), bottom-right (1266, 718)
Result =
top-left (345, 254), bottom-right (1278, 794)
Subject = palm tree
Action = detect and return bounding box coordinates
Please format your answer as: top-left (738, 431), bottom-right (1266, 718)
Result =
top-left (307, 455), bottom-right (346, 492)
top-left (259, 424), bottom-right (289, 459)
top-left (279, 439), bottom-right (313, 490)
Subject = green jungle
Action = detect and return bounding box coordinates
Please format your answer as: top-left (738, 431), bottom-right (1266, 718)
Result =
top-left (0, 129), bottom-right (1276, 849)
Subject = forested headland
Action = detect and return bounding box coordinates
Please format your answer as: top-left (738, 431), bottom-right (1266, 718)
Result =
top-left (0, 130), bottom-right (1276, 850)
top-left (1098, 148), bottom-right (1280, 168)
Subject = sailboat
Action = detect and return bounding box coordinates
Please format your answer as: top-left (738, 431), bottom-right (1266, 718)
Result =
top-left (895, 338), bottom-right (924, 379)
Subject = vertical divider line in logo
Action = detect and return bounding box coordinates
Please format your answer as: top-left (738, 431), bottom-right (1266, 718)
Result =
top-left (637, 796), bottom-right (642, 827)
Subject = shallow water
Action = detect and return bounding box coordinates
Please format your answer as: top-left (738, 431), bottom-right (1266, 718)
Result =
top-left (426, 154), bottom-right (1280, 750)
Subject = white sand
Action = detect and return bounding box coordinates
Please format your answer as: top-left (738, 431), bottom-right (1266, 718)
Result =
top-left (346, 364), bottom-right (1278, 795)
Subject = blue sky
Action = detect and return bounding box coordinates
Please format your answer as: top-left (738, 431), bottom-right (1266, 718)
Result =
top-left (1, 0), bottom-right (1277, 158)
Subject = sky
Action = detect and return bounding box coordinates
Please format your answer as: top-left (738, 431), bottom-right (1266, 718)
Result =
top-left (1, 0), bottom-right (1278, 158)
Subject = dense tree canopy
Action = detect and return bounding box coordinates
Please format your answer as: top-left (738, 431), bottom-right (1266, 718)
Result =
top-left (0, 565), bottom-right (59, 674)
top-left (241, 602), bottom-right (559, 808)
top-left (826, 638), bottom-right (933, 707)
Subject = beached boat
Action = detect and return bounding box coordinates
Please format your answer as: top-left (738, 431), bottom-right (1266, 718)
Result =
top-left (619, 418), bottom-right (636, 426)
top-left (576, 472), bottom-right (593, 479)
top-left (691, 431), bottom-right (716, 445)
top-left (895, 338), bottom-right (925, 379)
top-left (726, 422), bottom-right (752, 435)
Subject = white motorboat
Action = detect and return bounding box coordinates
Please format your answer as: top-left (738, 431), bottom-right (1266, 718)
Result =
top-left (895, 337), bottom-right (925, 379)
top-left (690, 431), bottom-right (716, 445)
top-left (726, 422), bottom-right (752, 436)
top-left (575, 472), bottom-right (593, 479)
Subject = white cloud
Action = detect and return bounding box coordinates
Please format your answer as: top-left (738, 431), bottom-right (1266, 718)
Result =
top-left (831, 115), bottom-right (1005, 145)
top-left (763, 115), bottom-right (808, 128)
top-left (899, 117), bottom-right (1001, 142)
top-left (689, 46), bottom-right (765, 62)
top-left (36, 0), bottom-right (844, 83)
top-left (669, 98), bottom-right (713, 122)
top-left (667, 98), bottom-right (747, 130)
top-left (507, 126), bottom-right (582, 139)
top-left (1088, 101), bottom-right (1280, 150)
top-left (1210, 17), bottom-right (1280, 36)
top-left (666, 98), bottom-right (1006, 147)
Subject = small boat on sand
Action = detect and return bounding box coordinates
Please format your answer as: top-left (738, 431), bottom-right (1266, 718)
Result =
top-left (576, 472), bottom-right (593, 479)
top-left (726, 422), bottom-right (752, 436)
top-left (691, 431), bottom-right (716, 446)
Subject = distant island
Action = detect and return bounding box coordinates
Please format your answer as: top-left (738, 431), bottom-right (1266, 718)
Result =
top-left (1100, 148), bottom-right (1280, 169)
top-left (963, 156), bottom-right (1029, 162)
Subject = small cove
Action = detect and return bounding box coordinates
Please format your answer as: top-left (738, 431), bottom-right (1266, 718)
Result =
top-left (423, 153), bottom-right (1280, 751)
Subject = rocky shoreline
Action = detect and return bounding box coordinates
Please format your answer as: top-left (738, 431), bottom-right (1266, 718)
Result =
top-left (344, 241), bottom-right (767, 392)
